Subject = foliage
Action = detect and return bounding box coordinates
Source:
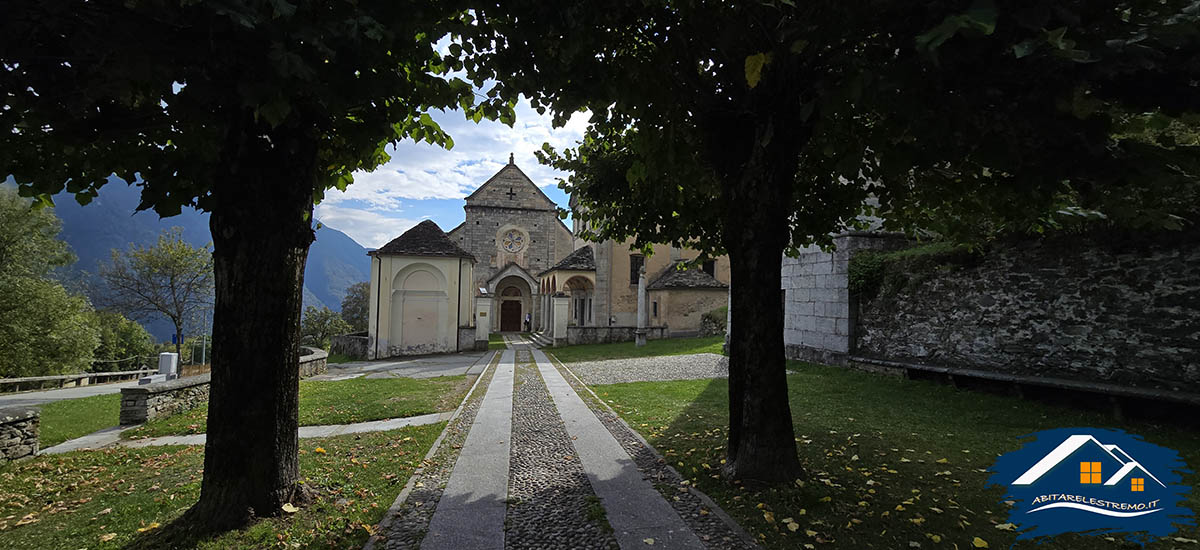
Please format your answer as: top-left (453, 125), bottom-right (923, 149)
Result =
top-left (98, 228), bottom-right (213, 355)
top-left (596, 363), bottom-right (1199, 550)
top-left (700, 306), bottom-right (728, 333)
top-left (548, 336), bottom-right (725, 364)
top-left (0, 188), bottom-right (99, 377)
top-left (339, 282), bottom-right (370, 332)
top-left (37, 394), bottom-right (120, 448)
top-left (0, 426), bottom-right (443, 550)
top-left (300, 306), bottom-right (352, 350)
top-left (849, 242), bottom-right (974, 299)
top-left (91, 311), bottom-right (156, 368)
top-left (125, 375), bottom-right (471, 439)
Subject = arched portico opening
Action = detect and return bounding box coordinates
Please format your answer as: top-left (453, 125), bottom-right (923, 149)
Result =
top-left (564, 275), bottom-right (595, 326)
top-left (495, 275), bottom-right (531, 332)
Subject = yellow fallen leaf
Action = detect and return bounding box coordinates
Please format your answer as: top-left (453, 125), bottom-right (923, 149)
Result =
top-left (819, 496), bottom-right (832, 502)
top-left (994, 523), bottom-right (1016, 531)
top-left (100, 533), bottom-right (117, 542)
top-left (281, 503), bottom-right (298, 514)
top-left (314, 447), bottom-right (327, 454)
top-left (806, 529), bottom-right (818, 537)
top-left (936, 458), bottom-right (949, 464)
top-left (136, 522), bottom-right (160, 533)
top-left (973, 537), bottom-right (989, 548)
top-left (643, 538), bottom-right (655, 545)
top-left (763, 511), bottom-right (775, 523)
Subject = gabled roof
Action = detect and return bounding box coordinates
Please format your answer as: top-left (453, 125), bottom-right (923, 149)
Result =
top-left (463, 159), bottom-right (558, 211)
top-left (371, 220), bottom-right (475, 260)
top-left (539, 246), bottom-right (595, 276)
top-left (647, 262), bottom-right (728, 290)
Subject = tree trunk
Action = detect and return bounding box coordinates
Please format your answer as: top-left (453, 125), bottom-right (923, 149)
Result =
top-left (719, 116), bottom-right (802, 484)
top-left (174, 326), bottom-right (183, 358)
top-left (185, 118), bottom-right (317, 530)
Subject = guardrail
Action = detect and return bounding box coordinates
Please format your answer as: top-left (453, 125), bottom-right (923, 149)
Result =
top-left (0, 369), bottom-right (157, 393)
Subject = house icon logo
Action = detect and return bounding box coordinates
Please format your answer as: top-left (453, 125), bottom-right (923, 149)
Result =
top-left (987, 428), bottom-right (1194, 545)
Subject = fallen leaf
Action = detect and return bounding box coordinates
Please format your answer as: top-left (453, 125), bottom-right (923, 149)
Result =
top-left (314, 447), bottom-right (327, 454)
top-left (281, 503), bottom-right (299, 514)
top-left (973, 537), bottom-right (989, 548)
top-left (643, 538), bottom-right (655, 545)
top-left (100, 533), bottom-right (117, 542)
top-left (137, 522), bottom-right (160, 533)
top-left (994, 523), bottom-right (1016, 531)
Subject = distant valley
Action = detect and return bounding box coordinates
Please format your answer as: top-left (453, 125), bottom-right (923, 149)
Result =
top-left (51, 181), bottom-right (371, 342)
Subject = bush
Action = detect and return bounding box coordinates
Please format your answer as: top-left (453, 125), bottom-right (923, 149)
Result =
top-left (848, 242), bottom-right (976, 300)
top-left (699, 306), bottom-right (728, 337)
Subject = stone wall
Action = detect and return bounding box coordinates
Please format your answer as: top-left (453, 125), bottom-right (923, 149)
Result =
top-left (121, 374), bottom-right (211, 425)
top-left (298, 347), bottom-right (328, 378)
top-left (781, 232), bottom-right (907, 363)
top-left (566, 326), bottom-right (667, 345)
top-left (855, 231), bottom-right (1200, 393)
top-left (0, 407), bottom-right (38, 463)
top-left (332, 331), bottom-right (369, 360)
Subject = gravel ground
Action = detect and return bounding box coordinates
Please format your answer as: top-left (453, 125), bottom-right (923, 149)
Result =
top-left (567, 353), bottom-right (729, 385)
top-left (505, 351), bottom-right (620, 550)
top-left (378, 353), bottom-right (500, 550)
top-left (554, 359), bottom-right (759, 550)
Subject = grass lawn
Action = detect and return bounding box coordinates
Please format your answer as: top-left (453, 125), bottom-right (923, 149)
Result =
top-left (594, 361), bottom-right (1199, 550)
top-left (549, 335), bottom-right (724, 363)
top-left (125, 375), bottom-right (472, 439)
top-left (37, 393), bottom-right (121, 448)
top-left (0, 423), bottom-right (443, 549)
top-left (488, 333), bottom-right (507, 350)
top-left (326, 352), bottom-right (354, 364)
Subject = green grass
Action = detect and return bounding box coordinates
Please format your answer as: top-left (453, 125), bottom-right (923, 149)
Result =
top-left (37, 393), bottom-right (121, 448)
top-left (0, 423), bottom-right (443, 550)
top-left (326, 352), bottom-right (354, 364)
top-left (488, 333), bottom-right (507, 350)
top-left (548, 335), bottom-right (724, 363)
top-left (125, 375), bottom-right (472, 439)
top-left (594, 361), bottom-right (1200, 550)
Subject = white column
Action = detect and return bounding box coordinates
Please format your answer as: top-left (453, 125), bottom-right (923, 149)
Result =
top-left (552, 295), bottom-right (569, 346)
top-left (635, 266), bottom-right (647, 347)
top-left (475, 299), bottom-right (492, 349)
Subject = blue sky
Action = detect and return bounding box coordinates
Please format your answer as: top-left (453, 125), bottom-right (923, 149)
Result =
top-left (314, 98), bottom-right (589, 249)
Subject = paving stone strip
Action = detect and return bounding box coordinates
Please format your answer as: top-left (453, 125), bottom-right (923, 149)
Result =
top-left (505, 350), bottom-right (620, 550)
top-left (532, 349), bottom-right (705, 550)
top-left (551, 356), bottom-right (759, 550)
top-left (375, 352), bottom-right (503, 550)
top-left (420, 349), bottom-right (515, 550)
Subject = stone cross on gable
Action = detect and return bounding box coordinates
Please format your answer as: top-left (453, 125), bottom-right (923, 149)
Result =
top-left (506, 187), bottom-right (516, 200)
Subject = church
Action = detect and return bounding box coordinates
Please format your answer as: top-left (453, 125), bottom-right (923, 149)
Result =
top-left (365, 156), bottom-right (730, 358)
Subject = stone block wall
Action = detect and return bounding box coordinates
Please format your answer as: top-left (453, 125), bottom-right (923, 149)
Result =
top-left (566, 326), bottom-right (667, 345)
top-left (331, 332), bottom-right (369, 360)
top-left (298, 347), bottom-right (328, 378)
top-left (855, 231), bottom-right (1200, 393)
top-left (121, 374), bottom-right (211, 426)
top-left (0, 407), bottom-right (38, 463)
top-left (781, 231), bottom-right (907, 363)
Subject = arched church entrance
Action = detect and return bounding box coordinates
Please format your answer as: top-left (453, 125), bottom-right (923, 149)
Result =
top-left (496, 276), bottom-right (531, 332)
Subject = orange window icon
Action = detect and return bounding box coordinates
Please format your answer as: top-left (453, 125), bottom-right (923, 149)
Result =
top-left (1132, 478), bottom-right (1144, 492)
top-left (1080, 462), bottom-right (1102, 484)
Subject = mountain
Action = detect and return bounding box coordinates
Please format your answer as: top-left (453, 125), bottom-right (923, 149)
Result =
top-left (50, 180), bottom-right (370, 341)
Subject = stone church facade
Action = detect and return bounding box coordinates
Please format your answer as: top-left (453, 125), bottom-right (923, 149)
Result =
top-left (362, 157), bottom-right (732, 358)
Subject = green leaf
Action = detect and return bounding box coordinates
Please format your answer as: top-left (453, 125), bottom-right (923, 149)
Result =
top-left (744, 52), bottom-right (771, 89)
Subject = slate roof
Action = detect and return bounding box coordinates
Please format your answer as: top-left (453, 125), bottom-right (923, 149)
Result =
top-left (371, 220), bottom-right (475, 260)
top-left (647, 262), bottom-right (728, 290)
top-left (539, 246), bottom-right (595, 276)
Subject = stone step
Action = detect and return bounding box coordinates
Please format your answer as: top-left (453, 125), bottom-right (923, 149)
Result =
top-left (528, 332), bottom-right (552, 348)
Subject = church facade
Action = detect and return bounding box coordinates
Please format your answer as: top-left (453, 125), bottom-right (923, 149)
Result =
top-left (365, 157), bottom-right (730, 358)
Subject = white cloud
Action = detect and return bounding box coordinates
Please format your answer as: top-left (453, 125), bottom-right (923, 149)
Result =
top-left (314, 204), bottom-right (425, 249)
top-left (320, 97), bottom-right (589, 209)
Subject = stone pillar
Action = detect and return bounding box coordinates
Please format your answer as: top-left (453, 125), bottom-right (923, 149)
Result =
top-left (552, 295), bottom-right (569, 346)
top-left (140, 352), bottom-right (178, 385)
top-left (635, 266), bottom-right (647, 347)
top-left (475, 299), bottom-right (492, 350)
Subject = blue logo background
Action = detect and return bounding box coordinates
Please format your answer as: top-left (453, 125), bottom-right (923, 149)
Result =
top-left (987, 427), bottom-right (1194, 545)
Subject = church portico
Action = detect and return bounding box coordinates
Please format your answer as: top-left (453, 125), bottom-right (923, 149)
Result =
top-left (495, 275), bottom-right (533, 332)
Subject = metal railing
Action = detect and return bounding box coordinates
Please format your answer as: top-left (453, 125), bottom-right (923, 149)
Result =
top-left (0, 369), bottom-right (157, 393)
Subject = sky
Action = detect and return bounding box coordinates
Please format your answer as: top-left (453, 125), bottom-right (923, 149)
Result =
top-left (314, 98), bottom-right (590, 249)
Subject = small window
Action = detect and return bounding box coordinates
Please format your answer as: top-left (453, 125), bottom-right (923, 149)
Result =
top-left (1080, 462), bottom-right (1102, 484)
top-left (703, 260), bottom-right (716, 277)
top-left (652, 301), bottom-right (658, 318)
top-left (1132, 478), bottom-right (1144, 492)
top-left (630, 254), bottom-right (644, 285)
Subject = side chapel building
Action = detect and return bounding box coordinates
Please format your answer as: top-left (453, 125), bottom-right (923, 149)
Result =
top-left (366, 156), bottom-right (730, 358)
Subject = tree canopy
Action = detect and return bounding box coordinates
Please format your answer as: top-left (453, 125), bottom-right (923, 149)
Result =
top-left (301, 305), bottom-right (352, 350)
top-left (99, 228), bottom-right (213, 357)
top-left (3, 0), bottom-right (512, 531)
top-left (468, 0), bottom-right (1200, 481)
top-left (340, 281), bottom-right (370, 332)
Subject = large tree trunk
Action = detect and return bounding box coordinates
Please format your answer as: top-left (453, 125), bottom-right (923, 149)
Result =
top-left (186, 118), bottom-right (317, 529)
top-left (719, 116), bottom-right (802, 483)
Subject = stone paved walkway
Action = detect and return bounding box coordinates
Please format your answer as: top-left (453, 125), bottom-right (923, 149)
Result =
top-left (395, 340), bottom-right (728, 550)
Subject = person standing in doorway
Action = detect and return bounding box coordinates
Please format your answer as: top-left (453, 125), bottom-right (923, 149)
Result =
top-left (524, 312), bottom-right (531, 332)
